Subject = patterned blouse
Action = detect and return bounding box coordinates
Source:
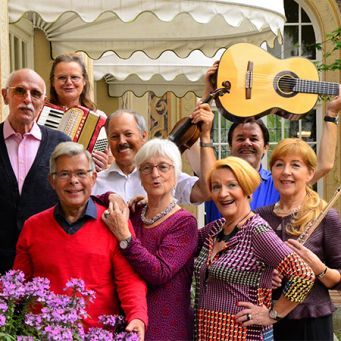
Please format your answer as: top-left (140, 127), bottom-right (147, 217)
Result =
top-left (193, 214), bottom-right (315, 341)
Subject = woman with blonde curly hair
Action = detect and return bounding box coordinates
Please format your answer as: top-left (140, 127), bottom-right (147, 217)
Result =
top-left (257, 138), bottom-right (341, 341)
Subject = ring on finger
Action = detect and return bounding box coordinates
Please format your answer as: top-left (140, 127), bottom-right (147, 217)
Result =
top-left (104, 210), bottom-right (110, 219)
top-left (246, 313), bottom-right (252, 321)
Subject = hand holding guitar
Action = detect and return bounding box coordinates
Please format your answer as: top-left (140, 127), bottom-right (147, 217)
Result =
top-left (203, 60), bottom-right (219, 99)
top-left (326, 87), bottom-right (341, 117)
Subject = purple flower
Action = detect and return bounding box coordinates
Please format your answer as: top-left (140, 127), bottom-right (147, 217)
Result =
top-left (0, 271), bottom-right (132, 340)
top-left (24, 276), bottom-right (50, 299)
top-left (65, 278), bottom-right (86, 292)
top-left (0, 299), bottom-right (8, 312)
top-left (124, 332), bottom-right (140, 341)
top-left (115, 331), bottom-right (140, 341)
top-left (64, 278), bottom-right (96, 303)
top-left (0, 270), bottom-right (26, 300)
top-left (0, 314), bottom-right (6, 327)
top-left (42, 325), bottom-right (74, 341)
top-left (86, 327), bottom-right (114, 341)
top-left (24, 313), bottom-right (43, 329)
top-left (99, 314), bottom-right (122, 328)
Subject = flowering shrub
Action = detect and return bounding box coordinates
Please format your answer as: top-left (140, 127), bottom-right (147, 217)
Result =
top-left (0, 270), bottom-right (139, 340)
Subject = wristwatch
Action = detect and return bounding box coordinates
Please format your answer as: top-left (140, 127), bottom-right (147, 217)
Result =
top-left (269, 308), bottom-right (282, 321)
top-left (119, 236), bottom-right (132, 250)
top-left (200, 141), bottom-right (214, 148)
top-left (324, 116), bottom-right (338, 125)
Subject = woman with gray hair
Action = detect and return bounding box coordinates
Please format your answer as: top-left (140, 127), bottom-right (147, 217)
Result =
top-left (103, 138), bottom-right (198, 341)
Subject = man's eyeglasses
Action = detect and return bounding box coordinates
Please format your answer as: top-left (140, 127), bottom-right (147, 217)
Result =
top-left (139, 162), bottom-right (174, 175)
top-left (55, 75), bottom-right (83, 84)
top-left (7, 86), bottom-right (44, 100)
top-left (51, 170), bottom-right (93, 180)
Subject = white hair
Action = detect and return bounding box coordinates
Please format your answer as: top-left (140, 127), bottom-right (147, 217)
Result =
top-left (49, 141), bottom-right (95, 174)
top-left (135, 138), bottom-right (182, 180)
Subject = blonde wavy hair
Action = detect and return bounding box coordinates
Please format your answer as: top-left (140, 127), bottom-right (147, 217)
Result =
top-left (270, 138), bottom-right (326, 236)
top-left (208, 156), bottom-right (261, 197)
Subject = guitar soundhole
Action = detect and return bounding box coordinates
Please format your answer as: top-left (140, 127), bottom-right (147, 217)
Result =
top-left (274, 71), bottom-right (298, 98)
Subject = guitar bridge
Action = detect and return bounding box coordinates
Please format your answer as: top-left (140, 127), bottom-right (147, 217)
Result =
top-left (245, 61), bottom-right (253, 99)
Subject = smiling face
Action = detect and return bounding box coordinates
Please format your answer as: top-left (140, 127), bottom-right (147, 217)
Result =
top-left (108, 112), bottom-right (147, 175)
top-left (52, 61), bottom-right (85, 107)
top-left (49, 153), bottom-right (96, 214)
top-left (229, 122), bottom-right (269, 170)
top-left (271, 154), bottom-right (314, 200)
top-left (139, 156), bottom-right (176, 199)
top-left (2, 69), bottom-right (46, 134)
top-left (210, 167), bottom-right (250, 221)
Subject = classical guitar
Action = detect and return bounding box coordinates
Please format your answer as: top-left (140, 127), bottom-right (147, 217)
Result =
top-left (215, 43), bottom-right (340, 121)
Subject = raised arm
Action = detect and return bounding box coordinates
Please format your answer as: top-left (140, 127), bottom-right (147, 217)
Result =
top-left (187, 102), bottom-right (216, 203)
top-left (311, 89), bottom-right (341, 184)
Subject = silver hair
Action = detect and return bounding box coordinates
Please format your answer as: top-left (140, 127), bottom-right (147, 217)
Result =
top-left (5, 68), bottom-right (46, 95)
top-left (105, 109), bottom-right (146, 135)
top-left (135, 138), bottom-right (182, 180)
top-left (49, 142), bottom-right (95, 174)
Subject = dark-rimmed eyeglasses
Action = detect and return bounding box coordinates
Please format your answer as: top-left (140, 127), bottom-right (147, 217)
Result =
top-left (51, 170), bottom-right (93, 180)
top-left (7, 86), bottom-right (44, 100)
top-left (139, 162), bottom-right (174, 175)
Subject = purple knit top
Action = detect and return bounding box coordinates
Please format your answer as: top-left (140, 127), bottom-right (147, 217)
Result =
top-left (122, 207), bottom-right (198, 341)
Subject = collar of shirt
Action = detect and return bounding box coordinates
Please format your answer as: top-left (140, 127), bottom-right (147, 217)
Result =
top-left (3, 120), bottom-right (42, 141)
top-left (54, 197), bottom-right (97, 234)
top-left (107, 161), bottom-right (139, 177)
top-left (258, 164), bottom-right (271, 181)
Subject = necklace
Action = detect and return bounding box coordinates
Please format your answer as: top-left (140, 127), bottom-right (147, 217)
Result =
top-left (217, 210), bottom-right (252, 242)
top-left (141, 200), bottom-right (177, 225)
top-left (273, 202), bottom-right (301, 217)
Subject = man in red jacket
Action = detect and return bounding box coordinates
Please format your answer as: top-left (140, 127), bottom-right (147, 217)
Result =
top-left (14, 141), bottom-right (148, 340)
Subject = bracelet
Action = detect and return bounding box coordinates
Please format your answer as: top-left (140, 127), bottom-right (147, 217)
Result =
top-left (200, 141), bottom-right (214, 148)
top-left (324, 116), bottom-right (338, 125)
top-left (316, 266), bottom-right (328, 279)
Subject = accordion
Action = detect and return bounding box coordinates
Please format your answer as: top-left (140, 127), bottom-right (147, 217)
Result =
top-left (37, 103), bottom-right (108, 152)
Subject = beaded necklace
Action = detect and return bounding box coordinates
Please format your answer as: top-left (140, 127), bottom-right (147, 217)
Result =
top-left (141, 200), bottom-right (177, 225)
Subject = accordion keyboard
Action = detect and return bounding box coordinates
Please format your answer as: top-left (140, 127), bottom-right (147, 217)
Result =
top-left (37, 105), bottom-right (64, 129)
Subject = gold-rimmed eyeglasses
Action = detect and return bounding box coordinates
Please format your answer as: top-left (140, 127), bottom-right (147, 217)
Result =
top-left (7, 86), bottom-right (44, 100)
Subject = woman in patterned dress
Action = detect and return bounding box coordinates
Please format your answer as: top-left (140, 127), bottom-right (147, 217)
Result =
top-left (193, 156), bottom-right (315, 341)
top-left (103, 138), bottom-right (198, 341)
top-left (257, 138), bottom-right (341, 341)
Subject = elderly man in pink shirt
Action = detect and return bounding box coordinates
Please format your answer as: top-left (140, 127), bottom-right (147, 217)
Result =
top-left (0, 68), bottom-right (70, 273)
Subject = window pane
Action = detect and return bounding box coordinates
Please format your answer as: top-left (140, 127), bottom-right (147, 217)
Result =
top-left (285, 0), bottom-right (299, 23)
top-left (288, 110), bottom-right (316, 141)
top-left (301, 7), bottom-right (311, 23)
top-left (302, 25), bottom-right (316, 59)
top-left (284, 26), bottom-right (299, 57)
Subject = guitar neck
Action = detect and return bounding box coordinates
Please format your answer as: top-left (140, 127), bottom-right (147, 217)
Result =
top-left (294, 79), bottom-right (340, 96)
